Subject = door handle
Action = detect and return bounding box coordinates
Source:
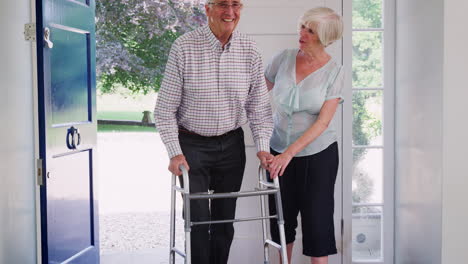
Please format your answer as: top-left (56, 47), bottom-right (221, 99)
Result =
top-left (73, 129), bottom-right (81, 148)
top-left (44, 27), bottom-right (54, 49)
top-left (66, 126), bottom-right (81, 149)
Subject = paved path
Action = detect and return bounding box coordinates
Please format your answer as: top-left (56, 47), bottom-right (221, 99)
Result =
top-left (97, 132), bottom-right (183, 263)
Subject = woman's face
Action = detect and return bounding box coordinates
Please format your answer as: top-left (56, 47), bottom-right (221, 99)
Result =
top-left (298, 24), bottom-right (321, 50)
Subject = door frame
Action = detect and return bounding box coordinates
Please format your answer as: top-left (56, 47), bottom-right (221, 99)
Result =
top-left (32, 0), bottom-right (43, 262)
top-left (342, 0), bottom-right (353, 262)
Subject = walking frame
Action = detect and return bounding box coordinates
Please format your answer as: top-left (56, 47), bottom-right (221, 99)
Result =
top-left (169, 165), bottom-right (289, 264)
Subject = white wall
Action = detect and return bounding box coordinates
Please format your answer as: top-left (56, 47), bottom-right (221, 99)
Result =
top-left (394, 0), bottom-right (443, 263)
top-left (0, 0), bottom-right (37, 264)
top-left (442, 0), bottom-right (468, 262)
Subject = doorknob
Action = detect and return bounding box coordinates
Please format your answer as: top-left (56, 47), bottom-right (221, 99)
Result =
top-left (66, 126), bottom-right (81, 149)
top-left (44, 27), bottom-right (54, 49)
top-left (73, 128), bottom-right (81, 147)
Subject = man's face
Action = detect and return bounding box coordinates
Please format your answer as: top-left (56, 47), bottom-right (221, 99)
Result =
top-left (205, 0), bottom-right (243, 37)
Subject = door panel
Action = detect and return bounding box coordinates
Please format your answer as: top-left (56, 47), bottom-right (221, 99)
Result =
top-left (47, 151), bottom-right (95, 263)
top-left (37, 0), bottom-right (98, 263)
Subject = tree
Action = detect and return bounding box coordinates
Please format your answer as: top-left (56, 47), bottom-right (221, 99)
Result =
top-left (95, 0), bottom-right (207, 94)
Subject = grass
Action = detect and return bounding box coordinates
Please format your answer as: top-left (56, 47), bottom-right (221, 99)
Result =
top-left (97, 90), bottom-right (157, 132)
top-left (97, 111), bottom-right (146, 122)
top-left (98, 124), bottom-right (157, 133)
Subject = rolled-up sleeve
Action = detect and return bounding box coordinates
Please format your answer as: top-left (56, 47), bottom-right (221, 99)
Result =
top-left (325, 65), bottom-right (345, 104)
top-left (264, 49), bottom-right (286, 83)
top-left (154, 40), bottom-right (184, 158)
top-left (246, 49), bottom-right (274, 153)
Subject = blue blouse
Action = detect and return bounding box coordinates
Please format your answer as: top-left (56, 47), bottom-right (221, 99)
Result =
top-left (265, 48), bottom-right (344, 157)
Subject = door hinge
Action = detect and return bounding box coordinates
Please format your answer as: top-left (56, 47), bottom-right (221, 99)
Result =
top-left (341, 219), bottom-right (344, 236)
top-left (24, 23), bottom-right (36, 41)
top-left (37, 159), bottom-right (44, 186)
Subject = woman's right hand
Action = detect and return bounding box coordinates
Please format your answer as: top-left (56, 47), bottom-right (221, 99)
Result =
top-left (268, 152), bottom-right (293, 179)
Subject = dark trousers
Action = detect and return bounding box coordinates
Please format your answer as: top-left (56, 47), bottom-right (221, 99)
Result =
top-left (269, 142), bottom-right (339, 257)
top-left (179, 127), bottom-right (246, 264)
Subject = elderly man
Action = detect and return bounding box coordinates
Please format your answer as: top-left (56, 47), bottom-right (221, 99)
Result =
top-left (154, 0), bottom-right (273, 263)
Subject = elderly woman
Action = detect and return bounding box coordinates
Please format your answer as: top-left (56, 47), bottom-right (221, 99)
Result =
top-left (265, 7), bottom-right (344, 264)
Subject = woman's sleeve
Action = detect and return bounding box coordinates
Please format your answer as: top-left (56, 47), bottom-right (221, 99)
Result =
top-left (325, 65), bottom-right (345, 104)
top-left (264, 49), bottom-right (286, 83)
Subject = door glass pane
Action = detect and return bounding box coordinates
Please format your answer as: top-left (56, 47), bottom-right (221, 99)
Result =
top-left (352, 148), bottom-right (383, 203)
top-left (51, 27), bottom-right (91, 125)
top-left (352, 205), bottom-right (383, 262)
top-left (352, 90), bottom-right (383, 146)
top-left (353, 0), bottom-right (383, 28)
top-left (352, 31), bottom-right (383, 88)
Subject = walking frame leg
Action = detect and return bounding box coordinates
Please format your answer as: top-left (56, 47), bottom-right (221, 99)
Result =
top-left (273, 177), bottom-right (288, 264)
top-left (259, 168), bottom-right (270, 264)
top-left (184, 191), bottom-right (191, 264)
top-left (170, 174), bottom-right (176, 264)
top-left (181, 166), bottom-right (191, 264)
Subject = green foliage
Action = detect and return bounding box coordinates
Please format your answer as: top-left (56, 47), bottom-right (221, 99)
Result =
top-left (352, 0), bottom-right (382, 28)
top-left (352, 90), bottom-right (382, 162)
top-left (98, 30), bottom-right (180, 94)
top-left (353, 32), bottom-right (383, 88)
top-left (96, 0), bottom-right (206, 94)
top-left (352, 167), bottom-right (375, 204)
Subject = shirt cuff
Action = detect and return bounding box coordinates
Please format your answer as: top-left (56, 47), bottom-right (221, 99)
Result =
top-left (165, 141), bottom-right (183, 158)
top-left (255, 138), bottom-right (271, 153)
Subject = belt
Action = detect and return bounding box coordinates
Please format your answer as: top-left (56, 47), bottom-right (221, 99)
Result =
top-left (178, 126), bottom-right (240, 138)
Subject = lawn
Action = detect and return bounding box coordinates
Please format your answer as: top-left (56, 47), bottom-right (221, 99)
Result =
top-left (97, 88), bottom-right (157, 132)
top-left (98, 124), bottom-right (156, 133)
top-left (97, 111), bottom-right (146, 122)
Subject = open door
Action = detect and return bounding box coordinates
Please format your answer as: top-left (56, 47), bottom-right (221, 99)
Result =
top-left (36, 0), bottom-right (99, 263)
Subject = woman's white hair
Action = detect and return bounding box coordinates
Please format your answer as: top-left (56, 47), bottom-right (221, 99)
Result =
top-left (298, 7), bottom-right (343, 47)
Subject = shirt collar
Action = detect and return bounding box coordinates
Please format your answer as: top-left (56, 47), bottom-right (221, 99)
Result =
top-left (202, 25), bottom-right (239, 52)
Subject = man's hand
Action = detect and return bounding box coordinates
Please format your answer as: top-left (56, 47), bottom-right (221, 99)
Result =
top-left (257, 151), bottom-right (274, 170)
top-left (169, 154), bottom-right (190, 176)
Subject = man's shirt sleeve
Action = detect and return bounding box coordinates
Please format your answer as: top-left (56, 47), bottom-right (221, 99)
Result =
top-left (246, 49), bottom-right (274, 153)
top-left (154, 40), bottom-right (184, 158)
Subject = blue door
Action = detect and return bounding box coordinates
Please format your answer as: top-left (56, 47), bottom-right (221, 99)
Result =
top-left (36, 0), bottom-right (99, 263)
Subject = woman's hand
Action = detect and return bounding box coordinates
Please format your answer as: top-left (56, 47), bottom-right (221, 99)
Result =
top-left (268, 152), bottom-right (293, 179)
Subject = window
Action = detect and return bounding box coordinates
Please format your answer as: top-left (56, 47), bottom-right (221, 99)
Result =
top-left (350, 0), bottom-right (394, 263)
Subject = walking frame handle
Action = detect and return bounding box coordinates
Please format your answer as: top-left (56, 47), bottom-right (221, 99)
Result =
top-left (179, 164), bottom-right (190, 194)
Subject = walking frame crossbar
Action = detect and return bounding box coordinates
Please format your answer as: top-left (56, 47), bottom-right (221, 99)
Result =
top-left (172, 247), bottom-right (186, 258)
top-left (183, 189), bottom-right (278, 200)
top-left (265, 239), bottom-right (282, 250)
top-left (169, 165), bottom-right (289, 264)
top-left (191, 215), bottom-right (278, 226)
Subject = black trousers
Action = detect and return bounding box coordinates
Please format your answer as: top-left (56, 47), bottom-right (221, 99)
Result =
top-left (179, 127), bottom-right (246, 264)
top-left (269, 142), bottom-right (339, 257)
